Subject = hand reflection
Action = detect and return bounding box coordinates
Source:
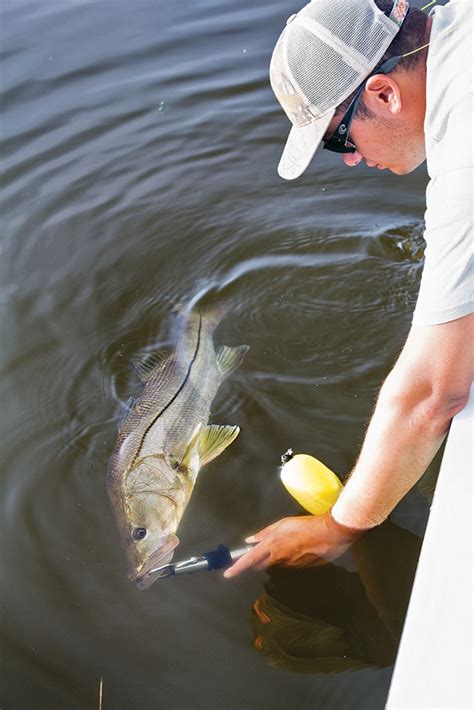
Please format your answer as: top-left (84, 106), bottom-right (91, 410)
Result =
top-left (250, 520), bottom-right (422, 674)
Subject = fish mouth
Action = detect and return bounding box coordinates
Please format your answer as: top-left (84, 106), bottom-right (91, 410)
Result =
top-left (131, 534), bottom-right (179, 591)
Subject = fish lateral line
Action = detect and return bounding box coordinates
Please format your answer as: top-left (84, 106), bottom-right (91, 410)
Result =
top-left (131, 314), bottom-right (203, 463)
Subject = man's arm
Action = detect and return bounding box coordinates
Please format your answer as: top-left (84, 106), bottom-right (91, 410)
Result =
top-left (225, 313), bottom-right (474, 577)
top-left (331, 313), bottom-right (474, 527)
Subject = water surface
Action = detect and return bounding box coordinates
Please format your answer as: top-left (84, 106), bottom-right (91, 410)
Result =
top-left (1, 1), bottom-right (439, 708)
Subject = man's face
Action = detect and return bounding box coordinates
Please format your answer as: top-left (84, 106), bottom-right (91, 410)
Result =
top-left (325, 90), bottom-right (426, 175)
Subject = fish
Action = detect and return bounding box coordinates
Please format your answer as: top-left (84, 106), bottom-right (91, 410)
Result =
top-left (107, 306), bottom-right (248, 590)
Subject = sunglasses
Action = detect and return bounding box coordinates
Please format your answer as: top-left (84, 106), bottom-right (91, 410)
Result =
top-left (323, 55), bottom-right (403, 154)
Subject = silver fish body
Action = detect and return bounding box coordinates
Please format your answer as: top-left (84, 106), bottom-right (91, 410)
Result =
top-left (107, 308), bottom-right (248, 590)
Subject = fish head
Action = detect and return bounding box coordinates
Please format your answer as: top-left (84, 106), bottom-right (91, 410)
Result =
top-left (107, 432), bottom-right (201, 590)
top-left (121, 484), bottom-right (187, 589)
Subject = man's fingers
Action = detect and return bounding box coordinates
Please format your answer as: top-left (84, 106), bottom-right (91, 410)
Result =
top-left (245, 529), bottom-right (271, 544)
top-left (245, 520), bottom-right (284, 544)
top-left (224, 543), bottom-right (270, 578)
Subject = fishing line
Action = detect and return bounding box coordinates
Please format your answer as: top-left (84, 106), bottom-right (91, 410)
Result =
top-left (421, 0), bottom-right (438, 11)
top-left (399, 2), bottom-right (460, 60)
top-left (401, 22), bottom-right (459, 58)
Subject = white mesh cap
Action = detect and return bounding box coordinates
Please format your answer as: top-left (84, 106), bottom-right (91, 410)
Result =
top-left (269, 0), bottom-right (409, 179)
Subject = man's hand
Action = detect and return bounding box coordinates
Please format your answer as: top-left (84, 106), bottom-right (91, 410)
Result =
top-left (224, 513), bottom-right (364, 578)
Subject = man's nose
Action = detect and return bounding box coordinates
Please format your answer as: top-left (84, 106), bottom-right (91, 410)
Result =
top-left (343, 150), bottom-right (363, 167)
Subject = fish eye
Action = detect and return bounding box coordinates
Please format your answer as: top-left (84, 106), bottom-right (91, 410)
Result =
top-left (132, 527), bottom-right (147, 541)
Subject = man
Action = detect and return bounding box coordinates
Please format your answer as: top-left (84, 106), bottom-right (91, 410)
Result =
top-left (225, 0), bottom-right (473, 578)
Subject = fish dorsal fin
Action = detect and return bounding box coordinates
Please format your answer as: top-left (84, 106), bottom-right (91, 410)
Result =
top-left (199, 424), bottom-right (240, 467)
top-left (215, 345), bottom-right (249, 379)
top-left (130, 349), bottom-right (169, 383)
top-left (178, 422), bottom-right (204, 470)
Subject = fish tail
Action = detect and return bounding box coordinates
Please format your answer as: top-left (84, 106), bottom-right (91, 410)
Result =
top-left (201, 302), bottom-right (227, 331)
top-left (181, 297), bottom-right (227, 333)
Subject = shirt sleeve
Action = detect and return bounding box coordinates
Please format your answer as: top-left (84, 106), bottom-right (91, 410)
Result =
top-left (412, 165), bottom-right (474, 326)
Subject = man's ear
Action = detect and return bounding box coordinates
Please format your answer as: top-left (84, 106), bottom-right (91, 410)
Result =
top-left (364, 75), bottom-right (402, 115)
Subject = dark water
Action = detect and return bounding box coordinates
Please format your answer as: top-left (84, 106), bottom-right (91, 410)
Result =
top-left (1, 1), bottom-right (441, 708)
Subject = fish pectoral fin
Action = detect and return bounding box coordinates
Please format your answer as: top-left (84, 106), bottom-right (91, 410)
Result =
top-left (215, 345), bottom-right (249, 379)
top-left (178, 422), bottom-right (204, 470)
top-left (199, 425), bottom-right (240, 467)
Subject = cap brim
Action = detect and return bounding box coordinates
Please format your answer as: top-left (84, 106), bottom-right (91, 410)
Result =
top-left (278, 110), bottom-right (335, 181)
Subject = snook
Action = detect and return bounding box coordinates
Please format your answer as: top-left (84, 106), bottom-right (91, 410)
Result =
top-left (107, 308), bottom-right (248, 590)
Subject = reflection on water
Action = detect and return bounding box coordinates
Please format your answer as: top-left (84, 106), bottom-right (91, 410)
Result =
top-left (252, 522), bottom-right (422, 674)
top-left (1, 0), bottom-right (436, 708)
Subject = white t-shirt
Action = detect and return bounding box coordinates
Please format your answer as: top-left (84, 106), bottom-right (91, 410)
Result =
top-left (412, 0), bottom-right (473, 326)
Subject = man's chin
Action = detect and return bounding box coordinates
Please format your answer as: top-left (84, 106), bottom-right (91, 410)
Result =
top-left (388, 165), bottom-right (412, 175)
top-left (390, 157), bottom-right (426, 175)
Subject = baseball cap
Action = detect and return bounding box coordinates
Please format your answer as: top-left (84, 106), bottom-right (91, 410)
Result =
top-left (269, 0), bottom-right (409, 179)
